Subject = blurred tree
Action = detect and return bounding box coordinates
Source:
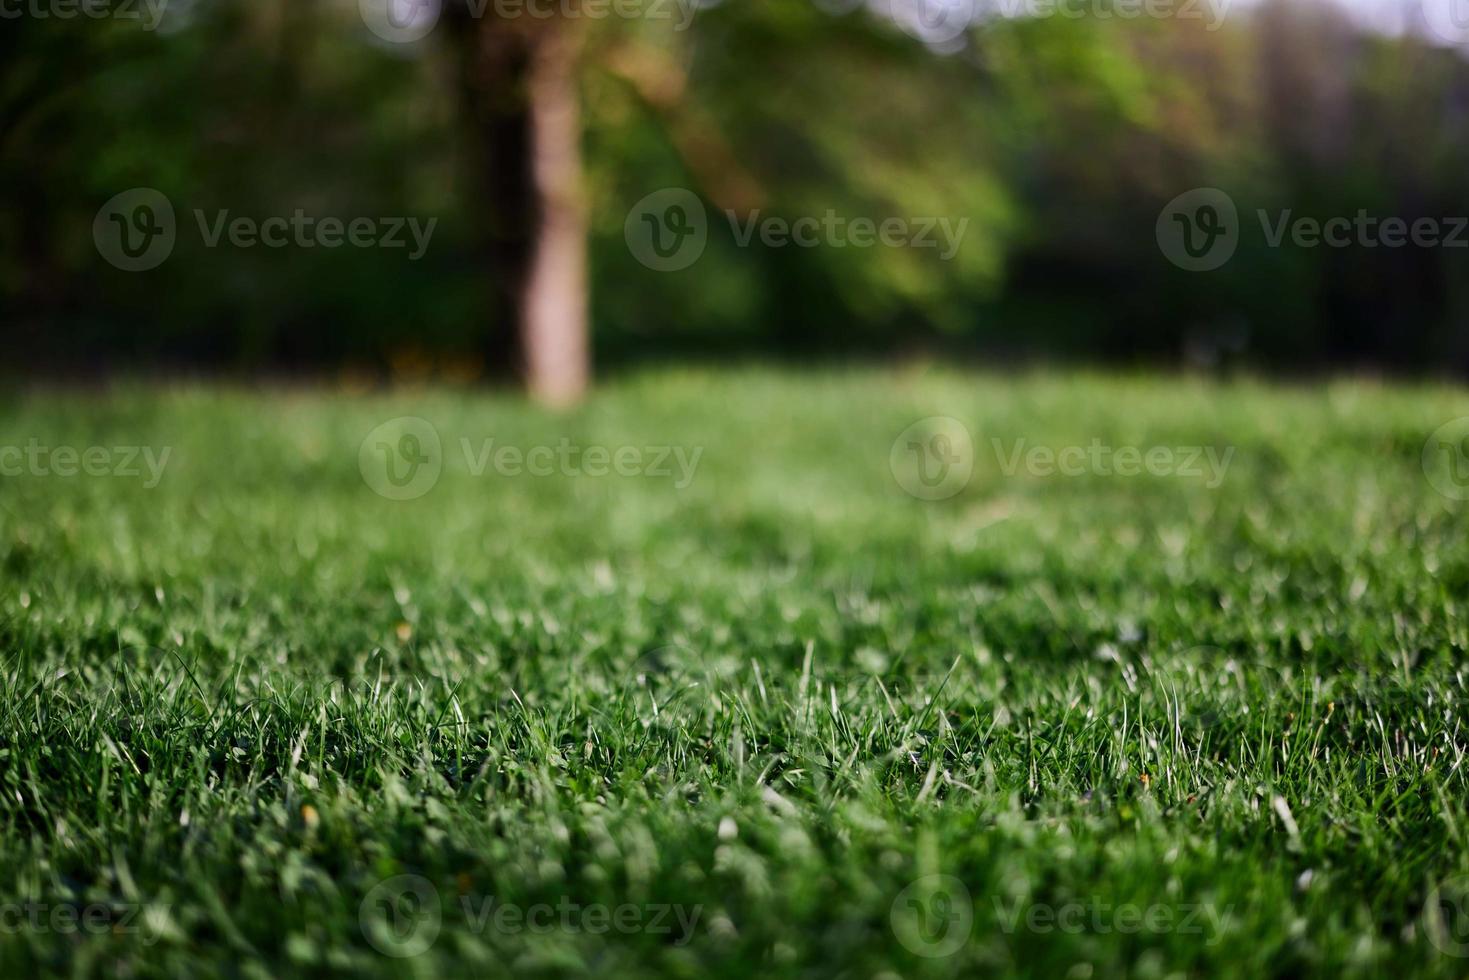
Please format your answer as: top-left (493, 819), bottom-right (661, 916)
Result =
top-left (445, 4), bottom-right (588, 405)
top-left (3, 0), bottom-right (1468, 379)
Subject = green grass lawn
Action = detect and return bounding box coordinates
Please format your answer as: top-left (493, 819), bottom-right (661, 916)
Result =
top-left (1, 368), bottom-right (1467, 978)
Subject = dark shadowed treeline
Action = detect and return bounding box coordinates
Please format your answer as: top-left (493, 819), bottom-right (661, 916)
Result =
top-left (3, 0), bottom-right (1468, 379)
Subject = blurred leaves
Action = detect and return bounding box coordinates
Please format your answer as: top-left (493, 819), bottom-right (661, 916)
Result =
top-left (3, 0), bottom-right (1469, 373)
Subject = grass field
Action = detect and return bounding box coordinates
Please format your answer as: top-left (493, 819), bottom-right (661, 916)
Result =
top-left (1, 368), bottom-right (1468, 978)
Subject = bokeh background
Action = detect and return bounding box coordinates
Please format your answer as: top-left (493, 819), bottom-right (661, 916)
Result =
top-left (4, 0), bottom-right (1469, 381)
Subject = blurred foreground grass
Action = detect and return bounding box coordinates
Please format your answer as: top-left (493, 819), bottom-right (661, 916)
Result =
top-left (0, 368), bottom-right (1467, 977)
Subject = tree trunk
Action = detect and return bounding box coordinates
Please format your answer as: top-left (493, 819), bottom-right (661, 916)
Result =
top-left (448, 9), bottom-right (589, 406)
top-left (521, 26), bottom-right (588, 407)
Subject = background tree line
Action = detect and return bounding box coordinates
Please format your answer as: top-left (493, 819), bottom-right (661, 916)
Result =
top-left (3, 0), bottom-right (1468, 390)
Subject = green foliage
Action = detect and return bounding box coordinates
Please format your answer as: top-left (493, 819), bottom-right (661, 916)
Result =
top-left (3, 2), bottom-right (1469, 370)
